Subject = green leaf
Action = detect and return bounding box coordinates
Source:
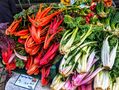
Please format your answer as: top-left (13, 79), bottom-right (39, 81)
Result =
top-left (16, 58), bottom-right (25, 69)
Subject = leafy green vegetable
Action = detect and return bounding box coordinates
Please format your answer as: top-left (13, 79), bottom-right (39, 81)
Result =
top-left (16, 58), bottom-right (25, 69)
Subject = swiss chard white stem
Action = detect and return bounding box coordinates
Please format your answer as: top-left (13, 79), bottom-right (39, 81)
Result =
top-left (101, 36), bottom-right (118, 70)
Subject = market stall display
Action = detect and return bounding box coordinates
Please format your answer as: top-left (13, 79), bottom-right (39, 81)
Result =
top-left (1, 0), bottom-right (119, 90)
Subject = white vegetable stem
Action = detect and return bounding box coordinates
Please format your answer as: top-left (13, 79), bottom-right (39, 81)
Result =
top-left (14, 49), bottom-right (27, 61)
top-left (94, 71), bottom-right (111, 90)
top-left (101, 36), bottom-right (118, 70)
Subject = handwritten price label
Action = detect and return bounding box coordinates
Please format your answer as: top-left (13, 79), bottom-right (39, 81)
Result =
top-left (15, 74), bottom-right (39, 90)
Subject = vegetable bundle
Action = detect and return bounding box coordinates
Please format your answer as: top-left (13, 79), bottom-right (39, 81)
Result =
top-left (3, 4), bottom-right (64, 86)
top-left (1, 0), bottom-right (119, 89)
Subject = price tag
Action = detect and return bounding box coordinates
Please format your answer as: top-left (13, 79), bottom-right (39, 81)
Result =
top-left (15, 74), bottom-right (39, 90)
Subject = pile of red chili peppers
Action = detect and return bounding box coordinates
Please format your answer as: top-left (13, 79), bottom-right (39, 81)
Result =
top-left (5, 4), bottom-right (64, 86)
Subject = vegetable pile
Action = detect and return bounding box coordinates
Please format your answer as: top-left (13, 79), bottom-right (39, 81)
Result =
top-left (1, 0), bottom-right (119, 89)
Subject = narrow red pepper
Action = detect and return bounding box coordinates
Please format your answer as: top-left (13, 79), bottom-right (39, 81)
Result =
top-left (14, 29), bottom-right (29, 36)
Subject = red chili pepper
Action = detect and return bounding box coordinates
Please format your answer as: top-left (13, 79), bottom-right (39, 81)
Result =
top-left (40, 43), bottom-right (59, 66)
top-left (14, 29), bottom-right (29, 36)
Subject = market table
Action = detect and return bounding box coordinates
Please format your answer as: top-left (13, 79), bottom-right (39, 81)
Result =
top-left (5, 73), bottom-right (50, 90)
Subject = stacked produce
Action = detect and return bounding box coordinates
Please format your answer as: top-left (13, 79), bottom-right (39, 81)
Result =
top-left (0, 0), bottom-right (119, 89)
top-left (2, 4), bottom-right (64, 86)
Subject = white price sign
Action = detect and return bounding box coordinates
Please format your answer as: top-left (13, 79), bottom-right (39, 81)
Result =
top-left (15, 74), bottom-right (39, 90)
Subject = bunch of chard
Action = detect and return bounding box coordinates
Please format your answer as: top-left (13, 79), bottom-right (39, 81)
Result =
top-left (70, 51), bottom-right (103, 88)
top-left (59, 25), bottom-right (96, 77)
top-left (50, 74), bottom-right (66, 90)
top-left (94, 71), bottom-right (112, 90)
top-left (0, 34), bottom-right (16, 72)
top-left (101, 36), bottom-right (118, 70)
top-left (51, 24), bottom-right (104, 89)
top-left (4, 4), bottom-right (64, 86)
